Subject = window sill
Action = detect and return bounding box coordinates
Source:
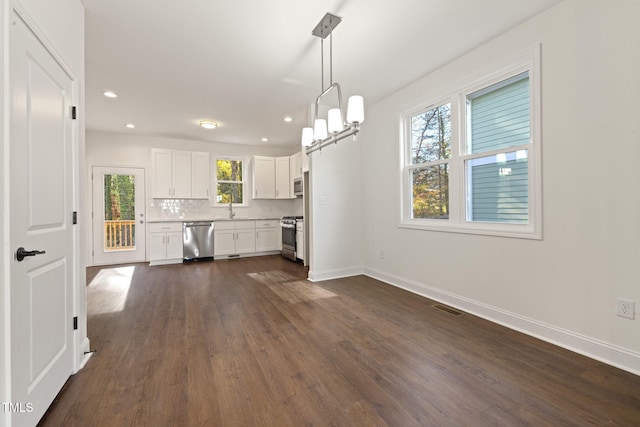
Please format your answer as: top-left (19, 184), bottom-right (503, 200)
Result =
top-left (398, 221), bottom-right (541, 240)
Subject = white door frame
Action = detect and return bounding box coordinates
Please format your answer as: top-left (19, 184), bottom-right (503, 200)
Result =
top-left (91, 165), bottom-right (146, 266)
top-left (1, 4), bottom-right (89, 426)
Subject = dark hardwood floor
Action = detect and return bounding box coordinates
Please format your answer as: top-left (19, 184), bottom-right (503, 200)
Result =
top-left (39, 255), bottom-right (640, 426)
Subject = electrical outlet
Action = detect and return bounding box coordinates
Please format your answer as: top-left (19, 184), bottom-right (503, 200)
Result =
top-left (379, 250), bottom-right (385, 260)
top-left (617, 298), bottom-right (635, 320)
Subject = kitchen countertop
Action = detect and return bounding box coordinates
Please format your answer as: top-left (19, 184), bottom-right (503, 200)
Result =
top-left (146, 217), bottom-right (282, 223)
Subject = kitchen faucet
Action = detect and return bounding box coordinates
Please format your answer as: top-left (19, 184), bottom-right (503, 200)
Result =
top-left (228, 201), bottom-right (235, 219)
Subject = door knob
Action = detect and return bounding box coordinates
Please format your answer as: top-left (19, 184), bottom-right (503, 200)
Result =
top-left (16, 247), bottom-right (46, 262)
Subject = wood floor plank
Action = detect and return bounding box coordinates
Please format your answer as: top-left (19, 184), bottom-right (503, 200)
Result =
top-left (38, 256), bottom-right (640, 426)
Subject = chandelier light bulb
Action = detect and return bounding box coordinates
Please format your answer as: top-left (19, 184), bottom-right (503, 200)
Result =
top-left (301, 127), bottom-right (314, 147)
top-left (314, 119), bottom-right (328, 140)
top-left (327, 108), bottom-right (344, 134)
top-left (346, 95), bottom-right (364, 124)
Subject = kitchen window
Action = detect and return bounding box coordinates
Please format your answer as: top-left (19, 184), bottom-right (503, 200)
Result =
top-left (401, 47), bottom-right (541, 239)
top-left (215, 158), bottom-right (245, 205)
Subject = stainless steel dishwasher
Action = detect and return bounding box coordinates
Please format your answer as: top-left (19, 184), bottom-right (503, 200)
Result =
top-left (182, 221), bottom-right (215, 261)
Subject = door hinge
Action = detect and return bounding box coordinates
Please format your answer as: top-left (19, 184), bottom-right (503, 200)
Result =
top-left (73, 316), bottom-right (78, 330)
top-left (71, 106), bottom-right (77, 120)
top-left (72, 211), bottom-right (77, 224)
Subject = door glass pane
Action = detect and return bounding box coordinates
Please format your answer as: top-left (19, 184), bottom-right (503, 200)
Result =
top-left (411, 164), bottom-right (449, 220)
top-left (104, 174), bottom-right (136, 251)
top-left (467, 150), bottom-right (528, 223)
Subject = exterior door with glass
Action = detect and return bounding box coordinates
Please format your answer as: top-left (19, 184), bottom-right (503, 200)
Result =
top-left (92, 166), bottom-right (146, 265)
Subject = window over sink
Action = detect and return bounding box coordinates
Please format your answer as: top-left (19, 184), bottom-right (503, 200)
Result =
top-left (215, 158), bottom-right (245, 205)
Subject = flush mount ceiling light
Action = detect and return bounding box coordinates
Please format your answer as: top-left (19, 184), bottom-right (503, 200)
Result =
top-left (199, 120), bottom-right (218, 129)
top-left (103, 91), bottom-right (118, 98)
top-left (284, 116), bottom-right (293, 123)
top-left (301, 13), bottom-right (364, 153)
top-left (125, 123), bottom-right (135, 129)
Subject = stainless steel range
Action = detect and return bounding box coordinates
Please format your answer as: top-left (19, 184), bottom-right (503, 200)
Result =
top-left (280, 216), bottom-right (302, 261)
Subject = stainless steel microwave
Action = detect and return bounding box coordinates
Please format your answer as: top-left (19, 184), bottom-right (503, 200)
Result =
top-left (293, 177), bottom-right (303, 196)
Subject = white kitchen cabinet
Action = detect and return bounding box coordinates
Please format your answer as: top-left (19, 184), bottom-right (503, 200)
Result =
top-left (151, 149), bottom-right (173, 198)
top-left (255, 220), bottom-right (279, 252)
top-left (296, 220), bottom-right (304, 261)
top-left (172, 150), bottom-right (192, 198)
top-left (149, 222), bottom-right (183, 264)
top-left (253, 156), bottom-right (291, 200)
top-left (289, 152), bottom-right (302, 198)
top-left (214, 221), bottom-right (256, 256)
top-left (290, 152), bottom-right (302, 179)
top-left (152, 148), bottom-right (210, 199)
top-left (275, 156), bottom-right (290, 199)
top-left (253, 156), bottom-right (276, 199)
top-left (191, 151), bottom-right (210, 199)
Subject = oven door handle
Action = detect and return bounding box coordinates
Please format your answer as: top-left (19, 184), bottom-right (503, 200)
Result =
top-left (281, 223), bottom-right (296, 229)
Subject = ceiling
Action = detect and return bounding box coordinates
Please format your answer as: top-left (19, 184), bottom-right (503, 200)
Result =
top-left (83, 0), bottom-right (562, 150)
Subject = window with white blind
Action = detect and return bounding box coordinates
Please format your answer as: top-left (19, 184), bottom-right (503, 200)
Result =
top-left (401, 48), bottom-right (541, 239)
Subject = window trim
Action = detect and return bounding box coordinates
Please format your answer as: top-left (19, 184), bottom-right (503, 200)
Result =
top-left (400, 46), bottom-right (541, 239)
top-left (213, 156), bottom-right (248, 207)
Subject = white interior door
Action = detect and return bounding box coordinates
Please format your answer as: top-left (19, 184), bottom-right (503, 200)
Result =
top-left (10, 12), bottom-right (75, 426)
top-left (92, 166), bottom-right (146, 265)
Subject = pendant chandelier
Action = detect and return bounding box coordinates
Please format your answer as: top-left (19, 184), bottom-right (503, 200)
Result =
top-left (301, 13), bottom-right (364, 153)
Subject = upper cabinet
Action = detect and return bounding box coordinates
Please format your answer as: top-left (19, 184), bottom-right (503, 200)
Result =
top-left (191, 151), bottom-right (210, 199)
top-left (253, 156), bottom-right (292, 200)
top-left (151, 148), bottom-right (210, 199)
top-left (290, 152), bottom-right (302, 198)
top-left (275, 156), bottom-right (290, 199)
top-left (253, 156), bottom-right (276, 199)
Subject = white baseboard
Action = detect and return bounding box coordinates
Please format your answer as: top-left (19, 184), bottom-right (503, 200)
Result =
top-left (308, 266), bottom-right (364, 282)
top-left (363, 266), bottom-right (640, 377)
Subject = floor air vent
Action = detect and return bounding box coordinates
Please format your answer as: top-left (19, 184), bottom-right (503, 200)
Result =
top-left (432, 304), bottom-right (464, 317)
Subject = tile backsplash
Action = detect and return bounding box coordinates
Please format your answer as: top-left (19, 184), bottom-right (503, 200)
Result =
top-left (148, 198), bottom-right (302, 220)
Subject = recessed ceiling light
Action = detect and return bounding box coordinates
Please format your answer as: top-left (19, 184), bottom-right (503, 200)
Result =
top-left (199, 120), bottom-right (217, 129)
top-left (261, 138), bottom-right (269, 142)
top-left (284, 116), bottom-right (293, 123)
top-left (125, 123), bottom-right (135, 129)
top-left (103, 91), bottom-right (118, 98)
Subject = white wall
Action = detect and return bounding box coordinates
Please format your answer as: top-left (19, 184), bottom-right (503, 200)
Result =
top-left (307, 137), bottom-right (363, 281)
top-left (363, 0), bottom-right (640, 373)
top-left (311, 0), bottom-right (640, 374)
top-left (86, 130), bottom-right (301, 263)
top-left (1, 0), bottom-right (86, 421)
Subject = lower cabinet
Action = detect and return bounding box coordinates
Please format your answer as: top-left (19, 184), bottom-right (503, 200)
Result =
top-left (296, 230), bottom-right (304, 261)
top-left (255, 220), bottom-right (279, 252)
top-left (214, 221), bottom-right (256, 256)
top-left (215, 220), bottom-right (281, 257)
top-left (149, 222), bottom-right (183, 264)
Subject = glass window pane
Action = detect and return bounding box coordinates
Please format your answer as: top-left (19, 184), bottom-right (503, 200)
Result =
top-left (217, 183), bottom-right (243, 204)
top-left (216, 159), bottom-right (243, 181)
top-left (412, 164), bottom-right (449, 219)
top-left (468, 73), bottom-right (529, 154)
top-left (103, 174), bottom-right (136, 251)
top-left (410, 103), bottom-right (451, 164)
top-left (467, 150), bottom-right (528, 223)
